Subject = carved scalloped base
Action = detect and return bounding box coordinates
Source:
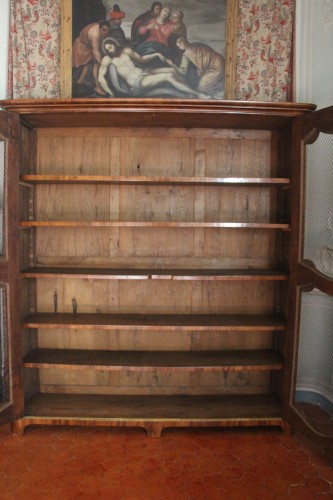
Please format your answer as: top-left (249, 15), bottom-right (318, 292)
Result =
top-left (11, 416), bottom-right (289, 438)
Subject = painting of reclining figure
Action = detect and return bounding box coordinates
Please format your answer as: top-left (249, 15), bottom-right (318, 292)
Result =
top-left (71, 0), bottom-right (228, 99)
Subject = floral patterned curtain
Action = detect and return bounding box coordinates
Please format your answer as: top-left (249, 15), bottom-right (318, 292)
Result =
top-left (8, 0), bottom-right (61, 99)
top-left (236, 0), bottom-right (294, 101)
top-left (7, 0), bottom-right (294, 101)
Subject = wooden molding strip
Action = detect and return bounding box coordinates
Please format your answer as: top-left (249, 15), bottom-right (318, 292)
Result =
top-left (20, 267), bottom-right (288, 281)
top-left (22, 312), bottom-right (286, 331)
top-left (20, 174), bottom-right (291, 186)
top-left (20, 221), bottom-right (291, 229)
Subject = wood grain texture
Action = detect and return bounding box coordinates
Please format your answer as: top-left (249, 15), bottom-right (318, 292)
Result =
top-left (24, 392), bottom-right (282, 419)
top-left (9, 100), bottom-right (317, 433)
top-left (28, 121), bottom-right (285, 400)
top-left (20, 267), bottom-right (288, 280)
top-left (0, 111), bottom-right (25, 425)
top-left (60, 0), bottom-right (72, 98)
top-left (20, 174), bottom-right (291, 186)
top-left (22, 348), bottom-right (284, 371)
top-left (21, 221), bottom-right (290, 229)
top-left (22, 312), bottom-right (286, 331)
top-left (0, 100), bottom-right (316, 130)
top-left (224, 0), bottom-right (238, 100)
top-left (13, 393), bottom-right (285, 435)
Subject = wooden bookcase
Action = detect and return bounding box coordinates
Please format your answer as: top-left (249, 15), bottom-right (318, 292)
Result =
top-left (0, 99), bottom-right (318, 436)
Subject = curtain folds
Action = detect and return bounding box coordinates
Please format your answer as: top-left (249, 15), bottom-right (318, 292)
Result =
top-left (8, 0), bottom-right (61, 99)
top-left (236, 0), bottom-right (294, 101)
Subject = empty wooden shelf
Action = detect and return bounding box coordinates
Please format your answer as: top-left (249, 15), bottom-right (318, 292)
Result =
top-left (22, 312), bottom-right (286, 331)
top-left (2, 98), bottom-right (329, 441)
top-left (20, 220), bottom-right (291, 229)
top-left (20, 174), bottom-right (291, 187)
top-left (20, 267), bottom-right (288, 281)
top-left (22, 348), bottom-right (284, 371)
top-left (18, 393), bottom-right (283, 437)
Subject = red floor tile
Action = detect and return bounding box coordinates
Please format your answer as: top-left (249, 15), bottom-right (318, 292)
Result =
top-left (0, 424), bottom-right (332, 499)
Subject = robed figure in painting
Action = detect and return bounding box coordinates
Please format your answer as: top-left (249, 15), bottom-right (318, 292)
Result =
top-left (131, 2), bottom-right (162, 49)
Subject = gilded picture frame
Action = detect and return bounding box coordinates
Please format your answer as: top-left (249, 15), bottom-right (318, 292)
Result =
top-left (61, 0), bottom-right (238, 100)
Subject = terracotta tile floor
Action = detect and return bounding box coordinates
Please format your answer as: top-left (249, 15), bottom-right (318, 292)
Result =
top-left (0, 424), bottom-right (332, 499)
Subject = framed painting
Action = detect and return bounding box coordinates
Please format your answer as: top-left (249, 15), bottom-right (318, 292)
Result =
top-left (61, 0), bottom-right (238, 99)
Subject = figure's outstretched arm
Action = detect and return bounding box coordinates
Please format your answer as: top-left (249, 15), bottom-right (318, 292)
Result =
top-left (125, 47), bottom-right (171, 66)
top-left (173, 55), bottom-right (190, 75)
top-left (91, 32), bottom-right (103, 64)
